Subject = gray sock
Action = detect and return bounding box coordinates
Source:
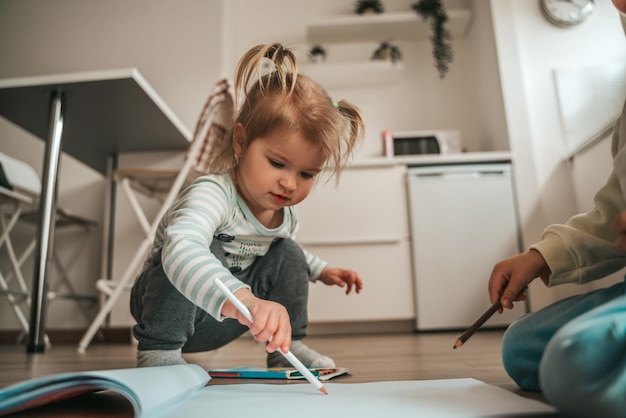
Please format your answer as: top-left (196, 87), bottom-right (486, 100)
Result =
top-left (266, 340), bottom-right (336, 368)
top-left (136, 349), bottom-right (187, 367)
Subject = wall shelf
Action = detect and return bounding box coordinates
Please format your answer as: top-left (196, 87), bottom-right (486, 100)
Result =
top-left (307, 10), bottom-right (472, 44)
top-left (302, 60), bottom-right (404, 89)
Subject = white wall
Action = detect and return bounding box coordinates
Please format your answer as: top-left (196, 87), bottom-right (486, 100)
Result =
top-left (0, 0), bottom-right (224, 329)
top-left (491, 0), bottom-right (626, 310)
top-left (467, 0), bottom-right (509, 152)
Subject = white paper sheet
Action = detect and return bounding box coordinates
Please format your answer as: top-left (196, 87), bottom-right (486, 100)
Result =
top-left (158, 378), bottom-right (556, 418)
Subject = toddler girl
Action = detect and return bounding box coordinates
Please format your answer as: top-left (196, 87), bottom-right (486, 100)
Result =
top-left (130, 43), bottom-right (365, 368)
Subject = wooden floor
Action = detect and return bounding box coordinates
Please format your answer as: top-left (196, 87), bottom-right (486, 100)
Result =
top-left (0, 329), bottom-right (557, 417)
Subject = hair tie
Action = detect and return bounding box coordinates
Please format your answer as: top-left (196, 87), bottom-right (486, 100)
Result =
top-left (332, 101), bottom-right (339, 109)
top-left (274, 63), bottom-right (287, 72)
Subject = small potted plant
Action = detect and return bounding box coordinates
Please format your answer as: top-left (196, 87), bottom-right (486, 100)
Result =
top-left (354, 0), bottom-right (384, 15)
top-left (371, 41), bottom-right (402, 64)
top-left (309, 45), bottom-right (327, 63)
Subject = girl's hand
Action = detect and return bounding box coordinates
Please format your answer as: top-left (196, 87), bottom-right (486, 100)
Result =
top-left (318, 267), bottom-right (363, 295)
top-left (488, 249), bottom-right (549, 311)
top-left (221, 289), bottom-right (292, 354)
top-left (612, 210), bottom-right (626, 251)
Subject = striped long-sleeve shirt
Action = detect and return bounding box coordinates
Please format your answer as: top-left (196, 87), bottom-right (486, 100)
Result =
top-left (150, 172), bottom-right (327, 320)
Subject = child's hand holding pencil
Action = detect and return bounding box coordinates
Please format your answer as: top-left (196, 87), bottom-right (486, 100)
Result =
top-left (215, 278), bottom-right (328, 394)
top-left (454, 301), bottom-right (502, 349)
top-left (456, 250), bottom-right (548, 349)
top-left (221, 287), bottom-right (292, 355)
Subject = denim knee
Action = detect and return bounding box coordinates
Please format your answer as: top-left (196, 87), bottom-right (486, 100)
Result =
top-left (539, 298), bottom-right (626, 418)
top-left (501, 315), bottom-right (542, 391)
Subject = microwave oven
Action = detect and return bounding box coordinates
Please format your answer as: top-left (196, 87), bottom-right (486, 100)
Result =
top-left (384, 130), bottom-right (462, 156)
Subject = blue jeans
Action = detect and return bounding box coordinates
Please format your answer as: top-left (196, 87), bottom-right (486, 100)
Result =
top-left (502, 278), bottom-right (626, 417)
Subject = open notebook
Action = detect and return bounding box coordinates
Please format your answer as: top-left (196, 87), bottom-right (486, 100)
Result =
top-left (0, 364), bottom-right (556, 418)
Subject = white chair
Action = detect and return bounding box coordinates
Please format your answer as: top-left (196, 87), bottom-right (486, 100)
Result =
top-left (78, 79), bottom-right (235, 352)
top-left (0, 174), bottom-right (39, 343)
top-left (0, 152), bottom-right (98, 345)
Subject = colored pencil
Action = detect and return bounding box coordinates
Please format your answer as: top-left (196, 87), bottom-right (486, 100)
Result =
top-left (214, 278), bottom-right (328, 395)
top-left (453, 300), bottom-right (502, 349)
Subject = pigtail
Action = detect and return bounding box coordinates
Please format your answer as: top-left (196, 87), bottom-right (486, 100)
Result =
top-left (336, 100), bottom-right (365, 160)
top-left (327, 100), bottom-right (366, 183)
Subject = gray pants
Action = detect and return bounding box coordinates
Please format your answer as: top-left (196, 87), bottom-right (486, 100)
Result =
top-left (130, 238), bottom-right (310, 352)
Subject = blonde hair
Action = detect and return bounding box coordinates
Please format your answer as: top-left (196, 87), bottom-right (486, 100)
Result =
top-left (207, 43), bottom-right (365, 183)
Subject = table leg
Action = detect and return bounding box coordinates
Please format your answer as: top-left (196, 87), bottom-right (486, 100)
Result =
top-left (103, 154), bottom-right (118, 285)
top-left (27, 92), bottom-right (64, 353)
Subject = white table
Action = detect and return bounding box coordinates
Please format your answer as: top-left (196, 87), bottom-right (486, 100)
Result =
top-left (0, 69), bottom-right (191, 352)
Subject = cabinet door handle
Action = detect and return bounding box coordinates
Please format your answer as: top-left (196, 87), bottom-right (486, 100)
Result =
top-left (298, 236), bottom-right (407, 246)
top-left (413, 171), bottom-right (508, 179)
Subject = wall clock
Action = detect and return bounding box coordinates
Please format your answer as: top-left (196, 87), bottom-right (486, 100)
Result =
top-left (540, 0), bottom-right (594, 28)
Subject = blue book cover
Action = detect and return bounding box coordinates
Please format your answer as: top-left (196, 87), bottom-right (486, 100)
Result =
top-left (0, 364), bottom-right (209, 417)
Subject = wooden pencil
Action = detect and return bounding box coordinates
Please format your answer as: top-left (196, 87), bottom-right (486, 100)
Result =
top-left (453, 300), bottom-right (502, 349)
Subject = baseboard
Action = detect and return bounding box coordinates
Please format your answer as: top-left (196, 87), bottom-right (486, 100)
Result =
top-left (307, 319), bottom-right (415, 335)
top-left (0, 320), bottom-right (416, 345)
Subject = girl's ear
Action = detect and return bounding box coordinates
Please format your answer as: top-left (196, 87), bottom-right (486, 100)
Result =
top-left (233, 123), bottom-right (246, 156)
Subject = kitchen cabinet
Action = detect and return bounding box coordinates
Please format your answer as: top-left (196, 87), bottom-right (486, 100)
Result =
top-left (296, 165), bottom-right (415, 323)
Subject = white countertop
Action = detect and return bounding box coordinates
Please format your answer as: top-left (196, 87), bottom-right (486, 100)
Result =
top-left (349, 151), bottom-right (512, 168)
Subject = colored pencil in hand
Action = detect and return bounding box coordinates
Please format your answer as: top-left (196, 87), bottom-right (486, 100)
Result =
top-left (454, 300), bottom-right (502, 349)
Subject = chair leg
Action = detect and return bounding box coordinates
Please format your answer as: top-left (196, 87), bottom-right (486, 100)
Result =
top-left (47, 222), bottom-right (99, 319)
top-left (0, 205), bottom-right (31, 336)
top-left (0, 273), bottom-right (31, 337)
top-left (49, 245), bottom-right (98, 324)
top-left (0, 206), bottom-right (31, 303)
top-left (0, 206), bottom-right (51, 347)
top-left (120, 178), bottom-right (152, 236)
top-left (77, 237), bottom-right (152, 353)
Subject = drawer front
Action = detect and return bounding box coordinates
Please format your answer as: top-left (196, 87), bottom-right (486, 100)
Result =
top-left (304, 240), bottom-right (414, 322)
top-left (296, 165), bottom-right (408, 244)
